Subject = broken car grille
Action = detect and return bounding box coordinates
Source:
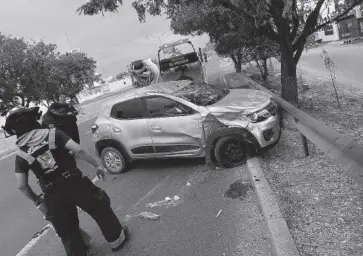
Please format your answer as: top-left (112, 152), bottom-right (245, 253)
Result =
top-left (265, 102), bottom-right (277, 116)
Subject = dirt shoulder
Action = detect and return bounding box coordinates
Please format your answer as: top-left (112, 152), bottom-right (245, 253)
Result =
top-left (226, 66), bottom-right (363, 256)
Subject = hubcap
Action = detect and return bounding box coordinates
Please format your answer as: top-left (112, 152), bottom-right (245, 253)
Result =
top-left (224, 141), bottom-right (246, 163)
top-left (104, 151), bottom-right (122, 173)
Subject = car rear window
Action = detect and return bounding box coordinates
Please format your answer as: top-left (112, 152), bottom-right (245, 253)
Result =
top-left (110, 98), bottom-right (145, 120)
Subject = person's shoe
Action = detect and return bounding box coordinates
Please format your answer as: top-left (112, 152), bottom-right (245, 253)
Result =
top-left (111, 226), bottom-right (130, 252)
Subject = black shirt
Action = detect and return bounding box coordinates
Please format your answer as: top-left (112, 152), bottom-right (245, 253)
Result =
top-left (15, 130), bottom-right (78, 178)
top-left (42, 108), bottom-right (80, 144)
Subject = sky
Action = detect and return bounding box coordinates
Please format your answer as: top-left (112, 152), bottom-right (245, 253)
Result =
top-left (0, 0), bottom-right (209, 77)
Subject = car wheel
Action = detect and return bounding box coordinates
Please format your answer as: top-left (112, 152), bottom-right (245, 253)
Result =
top-left (214, 136), bottom-right (248, 168)
top-left (100, 147), bottom-right (127, 174)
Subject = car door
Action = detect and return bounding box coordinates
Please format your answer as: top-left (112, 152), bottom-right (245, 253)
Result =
top-left (144, 95), bottom-right (204, 156)
top-left (109, 97), bottom-right (155, 158)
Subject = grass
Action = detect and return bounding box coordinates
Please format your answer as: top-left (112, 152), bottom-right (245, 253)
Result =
top-left (229, 64), bottom-right (363, 256)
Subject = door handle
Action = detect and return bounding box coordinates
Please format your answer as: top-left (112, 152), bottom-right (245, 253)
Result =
top-left (149, 125), bottom-right (162, 133)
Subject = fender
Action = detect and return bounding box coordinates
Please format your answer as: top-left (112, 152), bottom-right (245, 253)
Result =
top-left (95, 139), bottom-right (132, 163)
top-left (205, 127), bottom-right (261, 165)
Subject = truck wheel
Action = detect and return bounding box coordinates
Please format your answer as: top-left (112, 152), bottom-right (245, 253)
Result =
top-left (214, 136), bottom-right (248, 168)
top-left (101, 147), bottom-right (127, 174)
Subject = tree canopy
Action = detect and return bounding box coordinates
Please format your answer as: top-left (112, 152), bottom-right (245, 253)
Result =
top-left (170, 1), bottom-right (279, 76)
top-left (0, 33), bottom-right (97, 112)
top-left (77, 0), bottom-right (363, 104)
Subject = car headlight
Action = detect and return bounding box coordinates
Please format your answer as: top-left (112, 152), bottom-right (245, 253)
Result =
top-left (246, 109), bottom-right (272, 123)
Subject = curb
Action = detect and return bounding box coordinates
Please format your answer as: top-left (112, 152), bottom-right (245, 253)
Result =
top-left (246, 157), bottom-right (300, 256)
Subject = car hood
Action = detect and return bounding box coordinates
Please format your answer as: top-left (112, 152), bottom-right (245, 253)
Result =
top-left (206, 89), bottom-right (270, 114)
top-left (204, 89), bottom-right (271, 127)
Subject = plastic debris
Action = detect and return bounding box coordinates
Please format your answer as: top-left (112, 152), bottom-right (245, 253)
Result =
top-left (216, 209), bottom-right (222, 217)
top-left (165, 196), bottom-right (171, 201)
top-left (173, 195), bottom-right (180, 201)
top-left (139, 211), bottom-right (160, 220)
top-left (186, 182), bottom-right (191, 186)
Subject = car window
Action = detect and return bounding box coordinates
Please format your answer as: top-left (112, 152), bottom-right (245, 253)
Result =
top-left (110, 98), bottom-right (146, 120)
top-left (145, 96), bottom-right (194, 118)
top-left (173, 82), bottom-right (229, 106)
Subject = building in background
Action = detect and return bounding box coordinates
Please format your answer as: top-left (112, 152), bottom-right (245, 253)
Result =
top-left (315, 22), bottom-right (340, 42)
top-left (314, 3), bottom-right (363, 42)
top-left (337, 5), bottom-right (363, 40)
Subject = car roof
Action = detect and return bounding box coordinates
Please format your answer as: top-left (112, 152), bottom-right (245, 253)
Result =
top-left (158, 39), bottom-right (190, 50)
top-left (101, 80), bottom-right (193, 114)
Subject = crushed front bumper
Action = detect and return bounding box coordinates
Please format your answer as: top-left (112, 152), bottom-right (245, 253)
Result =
top-left (248, 112), bottom-right (281, 148)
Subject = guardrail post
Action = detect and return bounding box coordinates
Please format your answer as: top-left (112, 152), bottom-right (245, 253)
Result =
top-left (301, 134), bottom-right (310, 156)
top-left (295, 116), bottom-right (310, 156)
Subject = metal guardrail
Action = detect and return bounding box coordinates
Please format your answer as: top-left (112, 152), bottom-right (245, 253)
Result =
top-left (223, 73), bottom-right (363, 186)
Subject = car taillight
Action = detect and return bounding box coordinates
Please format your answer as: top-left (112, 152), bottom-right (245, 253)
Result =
top-left (91, 124), bottom-right (99, 134)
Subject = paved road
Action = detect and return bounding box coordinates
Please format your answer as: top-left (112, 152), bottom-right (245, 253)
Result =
top-left (298, 43), bottom-right (363, 88)
top-left (0, 60), bottom-right (271, 256)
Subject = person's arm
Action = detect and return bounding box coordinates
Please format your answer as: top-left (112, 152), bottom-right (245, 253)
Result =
top-left (65, 140), bottom-right (100, 168)
top-left (67, 105), bottom-right (78, 116)
top-left (15, 172), bottom-right (42, 206)
top-left (65, 139), bottom-right (106, 180)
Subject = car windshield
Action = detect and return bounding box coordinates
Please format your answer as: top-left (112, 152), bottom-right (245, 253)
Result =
top-left (173, 82), bottom-right (230, 106)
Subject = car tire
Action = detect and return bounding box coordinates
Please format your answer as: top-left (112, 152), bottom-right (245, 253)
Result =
top-left (100, 147), bottom-right (127, 174)
top-left (214, 136), bottom-right (248, 168)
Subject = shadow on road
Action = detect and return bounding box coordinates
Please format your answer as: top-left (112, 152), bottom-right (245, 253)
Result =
top-left (129, 157), bottom-right (206, 171)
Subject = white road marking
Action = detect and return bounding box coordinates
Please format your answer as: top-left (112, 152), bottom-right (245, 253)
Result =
top-left (15, 224), bottom-right (52, 256)
top-left (115, 175), bottom-right (170, 212)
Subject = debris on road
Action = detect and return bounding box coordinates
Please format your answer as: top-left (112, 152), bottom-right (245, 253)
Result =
top-left (139, 211), bottom-right (160, 220)
top-left (186, 182), bottom-right (191, 186)
top-left (216, 209), bottom-right (222, 217)
top-left (147, 196), bottom-right (182, 208)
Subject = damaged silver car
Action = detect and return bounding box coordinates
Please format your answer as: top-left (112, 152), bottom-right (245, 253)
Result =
top-left (91, 80), bottom-right (281, 174)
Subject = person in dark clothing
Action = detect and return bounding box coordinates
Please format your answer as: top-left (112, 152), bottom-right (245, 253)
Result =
top-left (2, 107), bottom-right (130, 256)
top-left (42, 102), bottom-right (80, 144)
top-left (42, 94), bottom-right (80, 144)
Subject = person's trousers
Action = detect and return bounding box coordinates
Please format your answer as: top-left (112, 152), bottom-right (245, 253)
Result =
top-left (44, 175), bottom-right (124, 256)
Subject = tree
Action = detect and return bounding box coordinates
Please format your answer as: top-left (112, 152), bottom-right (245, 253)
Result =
top-left (45, 51), bottom-right (97, 104)
top-left (0, 32), bottom-right (97, 111)
top-left (18, 41), bottom-right (58, 107)
top-left (171, 2), bottom-right (279, 76)
top-left (170, 2), bottom-right (253, 73)
top-left (245, 36), bottom-right (280, 81)
top-left (77, 0), bottom-right (362, 106)
top-left (115, 71), bottom-right (129, 80)
top-left (0, 33), bottom-right (29, 111)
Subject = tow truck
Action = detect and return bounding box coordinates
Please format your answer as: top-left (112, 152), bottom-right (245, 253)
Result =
top-left (157, 38), bottom-right (205, 83)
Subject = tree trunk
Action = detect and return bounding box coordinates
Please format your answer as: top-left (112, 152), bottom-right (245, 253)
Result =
top-left (20, 96), bottom-right (25, 106)
top-left (262, 58), bottom-right (268, 81)
top-left (235, 62), bottom-right (242, 73)
top-left (280, 47), bottom-right (298, 106)
top-left (230, 54), bottom-right (242, 73)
